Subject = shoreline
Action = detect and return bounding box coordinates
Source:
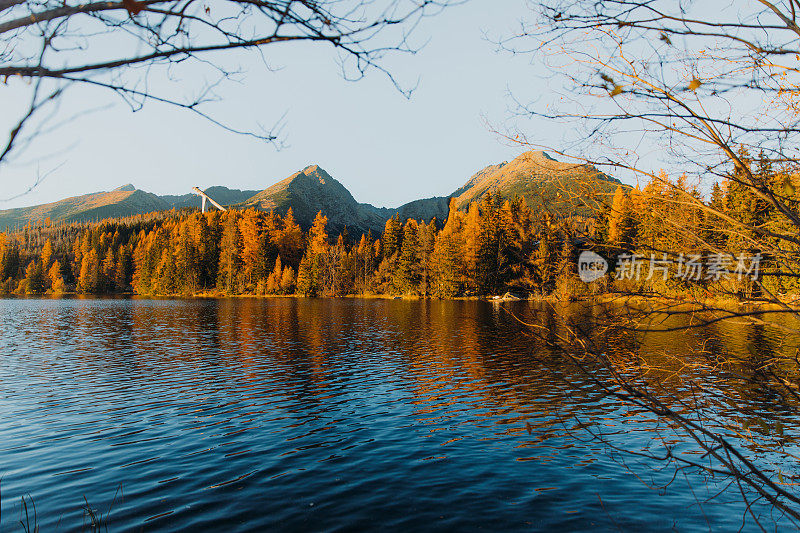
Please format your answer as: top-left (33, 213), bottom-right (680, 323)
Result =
top-left (3, 291), bottom-right (799, 310)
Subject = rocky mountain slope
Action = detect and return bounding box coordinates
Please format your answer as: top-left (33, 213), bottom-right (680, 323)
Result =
top-left (0, 185), bottom-right (168, 231)
top-left (243, 165), bottom-right (376, 234)
top-left (241, 165), bottom-right (450, 234)
top-left (451, 150), bottom-right (620, 215)
top-left (0, 185), bottom-right (262, 231)
top-left (0, 151), bottom-right (620, 233)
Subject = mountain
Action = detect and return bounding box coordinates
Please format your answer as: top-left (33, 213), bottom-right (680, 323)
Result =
top-left (0, 185), bottom-right (263, 231)
top-left (161, 186), bottom-right (260, 209)
top-left (244, 165), bottom-right (367, 232)
top-left (0, 151), bottom-right (620, 233)
top-left (0, 185), bottom-right (168, 231)
top-left (218, 151), bottom-right (615, 232)
top-left (450, 150), bottom-right (620, 215)
top-left (241, 165), bottom-right (449, 234)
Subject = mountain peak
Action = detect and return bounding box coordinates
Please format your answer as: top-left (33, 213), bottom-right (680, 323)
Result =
top-left (300, 164), bottom-right (332, 184)
top-left (450, 150), bottom-right (619, 215)
top-left (513, 150), bottom-right (564, 168)
top-left (242, 164), bottom-right (358, 231)
top-left (522, 150), bottom-right (557, 161)
top-left (506, 149), bottom-right (592, 174)
top-left (114, 184), bottom-right (136, 192)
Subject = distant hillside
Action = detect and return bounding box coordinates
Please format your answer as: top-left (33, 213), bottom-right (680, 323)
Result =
top-left (394, 196), bottom-right (451, 222)
top-left (0, 151), bottom-right (620, 233)
top-left (0, 185), bottom-right (262, 231)
top-left (0, 185), bottom-right (168, 231)
top-left (451, 151), bottom-right (621, 215)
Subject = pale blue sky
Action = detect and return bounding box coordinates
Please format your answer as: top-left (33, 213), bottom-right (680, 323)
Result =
top-left (1, 1), bottom-right (567, 210)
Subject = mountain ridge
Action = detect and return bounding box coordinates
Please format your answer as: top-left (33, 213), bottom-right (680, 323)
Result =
top-left (0, 151), bottom-right (621, 232)
top-left (451, 151), bottom-right (618, 214)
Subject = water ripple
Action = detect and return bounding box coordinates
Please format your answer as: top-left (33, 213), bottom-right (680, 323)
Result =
top-left (1, 297), bottom-right (798, 531)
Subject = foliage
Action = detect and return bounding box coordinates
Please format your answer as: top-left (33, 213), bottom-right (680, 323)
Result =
top-left (6, 160), bottom-right (799, 300)
top-left (0, 195), bottom-right (598, 297)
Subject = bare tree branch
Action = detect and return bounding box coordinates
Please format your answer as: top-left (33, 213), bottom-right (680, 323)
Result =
top-left (0, 0), bottom-right (455, 184)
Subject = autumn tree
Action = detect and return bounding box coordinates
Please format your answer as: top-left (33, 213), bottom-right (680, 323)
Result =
top-left (308, 212), bottom-right (329, 257)
top-left (355, 232), bottom-right (374, 294)
top-left (382, 215), bottom-right (403, 259)
top-left (431, 200), bottom-right (465, 298)
top-left (296, 253), bottom-right (315, 297)
top-left (154, 246), bottom-right (178, 295)
top-left (419, 220), bottom-right (438, 297)
top-left (174, 221), bottom-right (199, 293)
top-left (506, 1), bottom-right (800, 524)
top-left (115, 245), bottom-right (132, 291)
top-left (0, 233), bottom-right (16, 283)
top-left (323, 234), bottom-right (351, 296)
top-left (102, 248), bottom-right (116, 292)
top-left (217, 212), bottom-right (241, 294)
top-left (277, 208), bottom-right (304, 269)
top-left (606, 186), bottom-right (639, 251)
top-left (532, 228), bottom-right (555, 293)
top-left (48, 260), bottom-right (65, 294)
top-left (132, 230), bottom-right (153, 294)
top-left (474, 192), bottom-right (506, 295)
top-left (266, 256), bottom-right (283, 294)
top-left (280, 265), bottom-right (295, 294)
top-left (298, 211), bottom-right (328, 295)
top-left (462, 202), bottom-right (481, 293)
top-left (238, 209), bottom-right (267, 288)
top-left (78, 249), bottom-right (100, 293)
top-left (24, 260), bottom-right (45, 294)
top-left (40, 239), bottom-right (53, 267)
top-left (396, 220), bottom-right (421, 294)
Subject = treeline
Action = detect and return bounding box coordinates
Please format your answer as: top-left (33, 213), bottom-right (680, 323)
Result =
top-left (0, 194), bottom-right (595, 298)
top-left (2, 152), bottom-right (797, 300)
top-left (597, 151), bottom-right (800, 299)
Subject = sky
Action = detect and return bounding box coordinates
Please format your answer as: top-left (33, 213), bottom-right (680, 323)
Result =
top-left (1, 0), bottom-right (565, 210)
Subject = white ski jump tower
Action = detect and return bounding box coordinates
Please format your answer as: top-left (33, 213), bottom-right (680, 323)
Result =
top-left (192, 187), bottom-right (227, 213)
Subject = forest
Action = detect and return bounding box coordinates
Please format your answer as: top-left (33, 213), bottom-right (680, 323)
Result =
top-left (0, 154), bottom-right (796, 300)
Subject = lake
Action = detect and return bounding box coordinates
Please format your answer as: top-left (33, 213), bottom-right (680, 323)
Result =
top-left (0, 297), bottom-right (797, 531)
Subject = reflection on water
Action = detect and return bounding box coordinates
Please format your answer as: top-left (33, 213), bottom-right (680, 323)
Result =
top-left (0, 298), bottom-right (796, 530)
